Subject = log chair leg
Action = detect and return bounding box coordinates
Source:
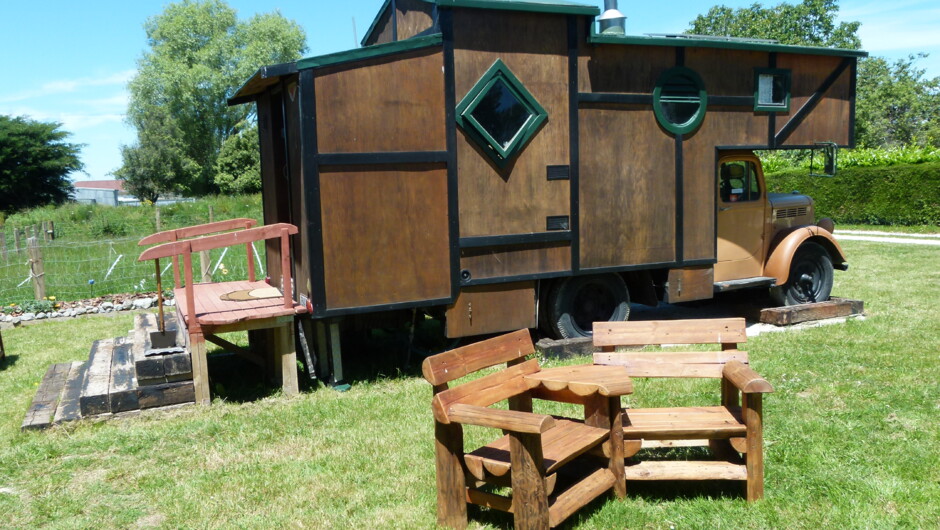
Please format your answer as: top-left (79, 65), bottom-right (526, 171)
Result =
top-left (435, 421), bottom-right (468, 528)
top-left (585, 396), bottom-right (626, 499)
top-left (274, 320), bottom-right (299, 396)
top-left (509, 431), bottom-right (549, 530)
top-left (190, 332), bottom-right (210, 405)
top-left (743, 393), bottom-right (765, 501)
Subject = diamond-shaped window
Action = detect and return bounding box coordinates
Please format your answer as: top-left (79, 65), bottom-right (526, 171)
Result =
top-left (456, 59), bottom-right (547, 166)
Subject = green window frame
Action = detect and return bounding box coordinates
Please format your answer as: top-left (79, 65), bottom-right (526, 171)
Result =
top-left (754, 68), bottom-right (791, 112)
top-left (652, 66), bottom-right (707, 135)
top-left (455, 59), bottom-right (548, 167)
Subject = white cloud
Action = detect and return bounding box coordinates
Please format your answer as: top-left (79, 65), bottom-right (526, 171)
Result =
top-left (840, 1), bottom-right (940, 51)
top-left (0, 69), bottom-right (135, 103)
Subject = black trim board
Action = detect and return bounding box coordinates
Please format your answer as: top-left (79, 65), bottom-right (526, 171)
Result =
top-left (460, 231), bottom-right (572, 248)
top-left (316, 151), bottom-right (449, 166)
top-left (441, 8), bottom-right (461, 302)
top-left (568, 15), bottom-right (581, 274)
top-left (299, 69), bottom-right (328, 316)
top-left (313, 296), bottom-right (457, 319)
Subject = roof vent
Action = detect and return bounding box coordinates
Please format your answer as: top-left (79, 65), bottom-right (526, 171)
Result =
top-left (598, 0), bottom-right (626, 35)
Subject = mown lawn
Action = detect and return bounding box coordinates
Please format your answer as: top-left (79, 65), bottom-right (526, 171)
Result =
top-left (0, 236), bottom-right (938, 528)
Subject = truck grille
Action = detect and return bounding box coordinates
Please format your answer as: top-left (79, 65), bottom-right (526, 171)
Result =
top-left (775, 207), bottom-right (807, 219)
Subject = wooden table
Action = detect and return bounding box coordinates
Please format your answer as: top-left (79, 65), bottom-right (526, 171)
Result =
top-left (525, 364), bottom-right (633, 497)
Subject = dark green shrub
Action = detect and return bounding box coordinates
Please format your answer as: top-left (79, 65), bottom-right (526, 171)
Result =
top-left (766, 163), bottom-right (940, 225)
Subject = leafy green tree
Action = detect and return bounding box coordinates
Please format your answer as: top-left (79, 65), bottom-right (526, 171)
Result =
top-left (0, 115), bottom-right (81, 213)
top-left (855, 54), bottom-right (940, 148)
top-left (124, 0), bottom-right (305, 196)
top-left (688, 0), bottom-right (861, 49)
top-left (114, 108), bottom-right (198, 203)
top-left (214, 122), bottom-right (261, 194)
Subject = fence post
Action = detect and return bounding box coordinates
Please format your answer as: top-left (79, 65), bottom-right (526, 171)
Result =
top-left (199, 205), bottom-right (214, 283)
top-left (42, 221), bottom-right (50, 242)
top-left (155, 207), bottom-right (162, 231)
top-left (14, 228), bottom-right (22, 255)
top-left (47, 220), bottom-right (55, 240)
top-left (28, 237), bottom-right (46, 300)
top-left (0, 232), bottom-right (7, 262)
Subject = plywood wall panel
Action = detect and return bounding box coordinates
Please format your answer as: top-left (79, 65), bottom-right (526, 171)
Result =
top-left (578, 104), bottom-right (676, 269)
top-left (453, 9), bottom-right (570, 237)
top-left (578, 44), bottom-right (675, 94)
top-left (319, 164), bottom-right (451, 309)
top-left (396, 0), bottom-right (435, 40)
top-left (460, 242), bottom-right (570, 280)
top-left (315, 49), bottom-right (445, 153)
top-left (686, 48), bottom-right (767, 97)
top-left (777, 54), bottom-right (852, 146)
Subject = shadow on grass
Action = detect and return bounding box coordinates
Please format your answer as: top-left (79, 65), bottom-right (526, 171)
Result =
top-left (0, 353), bottom-right (18, 370)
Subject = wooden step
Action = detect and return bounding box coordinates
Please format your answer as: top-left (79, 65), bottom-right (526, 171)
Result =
top-left (53, 361), bottom-right (88, 425)
top-left (80, 338), bottom-right (116, 417)
top-left (109, 340), bottom-right (139, 413)
top-left (623, 460), bottom-right (746, 481)
top-left (132, 312), bottom-right (192, 386)
top-left (22, 362), bottom-right (75, 430)
top-left (138, 380), bottom-right (195, 409)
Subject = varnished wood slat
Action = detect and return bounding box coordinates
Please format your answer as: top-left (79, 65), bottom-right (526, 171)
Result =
top-left (423, 328), bottom-right (534, 386)
top-left (723, 360), bottom-right (774, 393)
top-left (174, 282), bottom-right (304, 328)
top-left (138, 218), bottom-right (256, 246)
top-left (744, 393), bottom-right (765, 501)
top-left (623, 406), bottom-right (746, 439)
top-left (548, 468), bottom-right (616, 528)
top-left (524, 364), bottom-right (633, 397)
top-left (448, 403), bottom-right (554, 434)
top-left (623, 460), bottom-right (747, 481)
top-left (592, 318), bottom-right (747, 347)
top-left (432, 359), bottom-right (540, 423)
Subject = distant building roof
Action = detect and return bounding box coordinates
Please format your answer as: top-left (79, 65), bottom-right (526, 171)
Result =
top-left (74, 180), bottom-right (126, 192)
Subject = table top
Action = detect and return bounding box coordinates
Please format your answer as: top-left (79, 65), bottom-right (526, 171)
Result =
top-left (525, 364), bottom-right (633, 397)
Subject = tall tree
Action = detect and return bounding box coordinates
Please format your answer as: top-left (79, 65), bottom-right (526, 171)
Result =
top-left (688, 0), bottom-right (861, 49)
top-left (855, 54), bottom-right (940, 148)
top-left (113, 108), bottom-right (198, 203)
top-left (124, 0), bottom-right (305, 196)
top-left (0, 115), bottom-right (81, 213)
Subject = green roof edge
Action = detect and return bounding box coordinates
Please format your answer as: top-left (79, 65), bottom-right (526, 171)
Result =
top-left (436, 0), bottom-right (599, 16)
top-left (589, 32), bottom-right (868, 58)
top-left (298, 33), bottom-right (444, 70)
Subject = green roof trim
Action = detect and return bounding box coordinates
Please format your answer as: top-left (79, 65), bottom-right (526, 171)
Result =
top-left (589, 32), bottom-right (868, 58)
top-left (297, 33), bottom-right (443, 70)
top-left (436, 0), bottom-right (598, 16)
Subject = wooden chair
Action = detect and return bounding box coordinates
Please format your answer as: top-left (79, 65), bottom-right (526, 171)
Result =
top-left (592, 318), bottom-right (773, 501)
top-left (139, 221), bottom-right (305, 404)
top-left (422, 329), bottom-right (633, 529)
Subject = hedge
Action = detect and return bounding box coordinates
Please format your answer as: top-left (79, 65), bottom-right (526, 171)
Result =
top-left (765, 162), bottom-right (940, 226)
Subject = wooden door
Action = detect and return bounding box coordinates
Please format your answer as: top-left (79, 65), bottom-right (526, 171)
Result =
top-left (716, 158), bottom-right (765, 282)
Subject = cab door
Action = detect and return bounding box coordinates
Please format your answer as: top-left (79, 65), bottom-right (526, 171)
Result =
top-left (715, 157), bottom-right (766, 282)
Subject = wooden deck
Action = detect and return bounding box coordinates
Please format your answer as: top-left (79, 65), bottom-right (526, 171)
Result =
top-left (174, 281), bottom-right (306, 328)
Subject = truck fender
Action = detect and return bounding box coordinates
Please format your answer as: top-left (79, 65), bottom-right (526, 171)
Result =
top-left (763, 226), bottom-right (848, 285)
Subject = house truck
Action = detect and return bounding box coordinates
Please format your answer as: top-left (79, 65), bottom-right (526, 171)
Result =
top-left (229, 0), bottom-right (865, 377)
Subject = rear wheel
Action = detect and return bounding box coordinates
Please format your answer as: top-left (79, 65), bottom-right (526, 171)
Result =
top-left (547, 274), bottom-right (630, 339)
top-left (770, 241), bottom-right (833, 305)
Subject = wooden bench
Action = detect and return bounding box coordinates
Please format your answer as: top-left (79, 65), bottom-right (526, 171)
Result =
top-left (139, 221), bottom-right (305, 404)
top-left (593, 318), bottom-right (773, 501)
top-left (423, 329), bottom-right (633, 528)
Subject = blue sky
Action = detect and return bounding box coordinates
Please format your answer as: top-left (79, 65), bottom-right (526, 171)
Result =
top-left (1, 0), bottom-right (937, 183)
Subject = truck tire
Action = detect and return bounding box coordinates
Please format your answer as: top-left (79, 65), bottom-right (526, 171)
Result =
top-left (547, 274), bottom-right (630, 339)
top-left (769, 241), bottom-right (833, 306)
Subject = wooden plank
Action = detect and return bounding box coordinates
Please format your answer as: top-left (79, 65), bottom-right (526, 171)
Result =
top-left (444, 283), bottom-right (537, 339)
top-left (274, 321), bottom-right (299, 396)
top-left (723, 360), bottom-right (773, 393)
top-left (80, 339), bottom-right (115, 417)
top-left (433, 360), bottom-right (539, 422)
top-left (137, 381), bottom-right (196, 409)
top-left (109, 340), bottom-right (140, 413)
top-left (423, 328), bottom-right (535, 386)
top-left (623, 460), bottom-right (747, 481)
top-left (592, 318), bottom-right (747, 347)
top-left (525, 364), bottom-right (633, 397)
top-left (22, 362), bottom-right (71, 430)
top-left (53, 361), bottom-right (87, 424)
top-left (138, 218), bottom-right (256, 246)
top-left (319, 164), bottom-right (451, 309)
top-left (459, 242), bottom-right (570, 282)
top-left (623, 406), bottom-right (746, 439)
top-left (434, 421), bottom-right (469, 527)
top-left (548, 467), bottom-right (615, 528)
top-left (760, 297), bottom-right (863, 326)
top-left (396, 0), bottom-right (435, 40)
top-left (448, 403), bottom-right (554, 434)
top-left (509, 431), bottom-right (550, 529)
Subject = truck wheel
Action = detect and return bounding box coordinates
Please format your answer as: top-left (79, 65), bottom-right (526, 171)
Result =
top-left (770, 241), bottom-right (833, 306)
top-left (547, 274), bottom-right (630, 339)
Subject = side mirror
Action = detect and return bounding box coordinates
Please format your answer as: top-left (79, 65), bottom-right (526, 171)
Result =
top-left (810, 142), bottom-right (838, 177)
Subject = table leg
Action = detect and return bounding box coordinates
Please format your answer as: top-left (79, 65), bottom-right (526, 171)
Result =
top-left (190, 331), bottom-right (210, 405)
top-left (274, 321), bottom-right (299, 396)
top-left (585, 395), bottom-right (626, 498)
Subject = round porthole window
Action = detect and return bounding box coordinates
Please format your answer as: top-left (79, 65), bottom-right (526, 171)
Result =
top-left (653, 67), bottom-right (707, 135)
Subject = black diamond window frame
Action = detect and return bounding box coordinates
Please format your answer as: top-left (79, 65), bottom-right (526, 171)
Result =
top-left (455, 59), bottom-right (548, 167)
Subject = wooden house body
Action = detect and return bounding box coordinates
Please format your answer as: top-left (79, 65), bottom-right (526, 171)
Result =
top-left (230, 0), bottom-right (865, 341)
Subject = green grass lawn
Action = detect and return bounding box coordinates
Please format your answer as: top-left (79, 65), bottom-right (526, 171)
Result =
top-left (1, 237), bottom-right (938, 528)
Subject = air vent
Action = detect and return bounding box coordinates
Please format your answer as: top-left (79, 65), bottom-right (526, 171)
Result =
top-left (775, 207), bottom-right (807, 219)
top-left (547, 165), bottom-right (570, 181)
top-left (546, 216), bottom-right (570, 231)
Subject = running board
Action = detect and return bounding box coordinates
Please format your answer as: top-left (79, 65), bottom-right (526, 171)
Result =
top-left (713, 277), bottom-right (777, 293)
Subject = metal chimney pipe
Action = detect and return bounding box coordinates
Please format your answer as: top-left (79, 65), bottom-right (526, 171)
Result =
top-left (599, 0), bottom-right (627, 35)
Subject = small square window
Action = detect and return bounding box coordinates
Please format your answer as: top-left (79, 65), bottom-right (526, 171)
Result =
top-left (456, 59), bottom-right (547, 167)
top-left (754, 68), bottom-right (791, 112)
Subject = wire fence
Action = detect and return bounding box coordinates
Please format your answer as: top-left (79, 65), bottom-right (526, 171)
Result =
top-left (0, 230), bottom-right (266, 305)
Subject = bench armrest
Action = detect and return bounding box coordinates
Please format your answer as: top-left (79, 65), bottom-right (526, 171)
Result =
top-left (723, 360), bottom-right (774, 394)
top-left (446, 403), bottom-right (555, 434)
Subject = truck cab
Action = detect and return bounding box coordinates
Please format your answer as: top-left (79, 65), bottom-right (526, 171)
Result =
top-left (715, 150), bottom-right (846, 306)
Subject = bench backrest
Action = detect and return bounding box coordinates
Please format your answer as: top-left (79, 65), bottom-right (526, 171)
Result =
top-left (422, 329), bottom-right (538, 423)
top-left (593, 318), bottom-right (748, 378)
